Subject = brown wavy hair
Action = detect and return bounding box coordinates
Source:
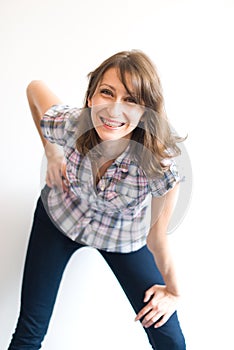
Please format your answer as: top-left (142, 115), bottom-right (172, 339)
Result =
top-left (76, 50), bottom-right (185, 177)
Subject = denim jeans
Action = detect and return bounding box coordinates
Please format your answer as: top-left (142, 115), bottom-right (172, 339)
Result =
top-left (8, 197), bottom-right (186, 350)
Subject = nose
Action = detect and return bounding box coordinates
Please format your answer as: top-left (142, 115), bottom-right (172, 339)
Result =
top-left (107, 102), bottom-right (124, 118)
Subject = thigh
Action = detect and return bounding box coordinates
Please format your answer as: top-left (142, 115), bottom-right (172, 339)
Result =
top-left (100, 245), bottom-right (186, 350)
top-left (21, 197), bottom-right (82, 309)
top-left (100, 245), bottom-right (164, 312)
top-left (9, 197), bottom-right (84, 349)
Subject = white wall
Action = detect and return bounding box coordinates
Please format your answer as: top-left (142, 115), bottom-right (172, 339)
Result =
top-left (1, 0), bottom-right (234, 349)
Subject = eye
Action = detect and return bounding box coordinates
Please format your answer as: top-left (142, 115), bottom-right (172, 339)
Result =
top-left (100, 88), bottom-right (113, 97)
top-left (125, 96), bottom-right (137, 104)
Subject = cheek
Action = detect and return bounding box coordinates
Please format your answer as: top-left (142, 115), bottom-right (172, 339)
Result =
top-left (90, 105), bottom-right (107, 126)
top-left (127, 110), bottom-right (144, 126)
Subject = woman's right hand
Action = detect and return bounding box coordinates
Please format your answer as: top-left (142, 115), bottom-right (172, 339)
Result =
top-left (44, 143), bottom-right (65, 190)
top-left (46, 152), bottom-right (64, 189)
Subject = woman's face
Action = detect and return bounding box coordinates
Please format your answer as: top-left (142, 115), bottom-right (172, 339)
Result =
top-left (88, 67), bottom-right (144, 141)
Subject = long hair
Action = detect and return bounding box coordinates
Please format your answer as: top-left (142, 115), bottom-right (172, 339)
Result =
top-left (76, 50), bottom-right (185, 177)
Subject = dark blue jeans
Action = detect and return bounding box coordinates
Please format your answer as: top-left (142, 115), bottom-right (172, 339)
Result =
top-left (8, 197), bottom-right (186, 350)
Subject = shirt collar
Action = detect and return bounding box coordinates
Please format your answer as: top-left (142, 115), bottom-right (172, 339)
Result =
top-left (114, 146), bottom-right (133, 172)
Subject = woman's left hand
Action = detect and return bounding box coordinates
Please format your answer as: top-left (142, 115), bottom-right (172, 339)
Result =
top-left (135, 284), bottom-right (180, 328)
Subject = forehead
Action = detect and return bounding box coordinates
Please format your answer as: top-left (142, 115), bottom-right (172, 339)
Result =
top-left (99, 67), bottom-right (134, 92)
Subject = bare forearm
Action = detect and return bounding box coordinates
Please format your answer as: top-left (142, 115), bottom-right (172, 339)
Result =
top-left (147, 233), bottom-right (180, 296)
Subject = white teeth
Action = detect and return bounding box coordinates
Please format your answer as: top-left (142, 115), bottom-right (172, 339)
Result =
top-left (101, 117), bottom-right (124, 128)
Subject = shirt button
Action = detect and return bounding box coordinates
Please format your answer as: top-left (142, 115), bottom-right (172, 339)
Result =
top-left (99, 180), bottom-right (105, 191)
top-left (120, 164), bottom-right (128, 172)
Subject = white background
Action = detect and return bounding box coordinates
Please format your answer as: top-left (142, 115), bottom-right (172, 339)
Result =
top-left (1, 0), bottom-right (234, 349)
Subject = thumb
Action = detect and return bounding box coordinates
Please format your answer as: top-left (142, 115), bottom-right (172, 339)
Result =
top-left (46, 172), bottom-right (53, 188)
top-left (144, 287), bottom-right (155, 303)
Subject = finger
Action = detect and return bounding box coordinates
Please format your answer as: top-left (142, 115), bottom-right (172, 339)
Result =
top-left (142, 308), bottom-right (160, 327)
top-left (47, 168), bottom-right (63, 190)
top-left (143, 312), bottom-right (164, 328)
top-left (154, 314), bottom-right (169, 328)
top-left (135, 293), bottom-right (160, 322)
top-left (46, 173), bottom-right (53, 188)
top-left (144, 287), bottom-right (155, 303)
top-left (53, 171), bottom-right (63, 190)
top-left (46, 174), bottom-right (59, 189)
top-left (143, 284), bottom-right (165, 303)
top-left (141, 301), bottom-right (163, 328)
top-left (135, 304), bottom-right (153, 322)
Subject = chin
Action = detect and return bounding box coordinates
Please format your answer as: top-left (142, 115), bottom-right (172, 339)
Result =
top-left (98, 134), bottom-right (122, 142)
top-left (96, 129), bottom-right (123, 141)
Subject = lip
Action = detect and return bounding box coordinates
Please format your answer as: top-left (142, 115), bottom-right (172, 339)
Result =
top-left (99, 116), bottom-right (126, 130)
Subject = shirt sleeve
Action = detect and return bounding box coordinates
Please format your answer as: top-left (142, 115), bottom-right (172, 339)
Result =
top-left (148, 159), bottom-right (181, 197)
top-left (40, 105), bottom-right (81, 146)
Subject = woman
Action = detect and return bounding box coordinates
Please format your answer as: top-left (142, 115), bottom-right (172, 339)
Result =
top-left (8, 50), bottom-right (186, 349)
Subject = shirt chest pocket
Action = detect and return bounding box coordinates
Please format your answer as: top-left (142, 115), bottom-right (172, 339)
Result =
top-left (102, 179), bottom-right (147, 213)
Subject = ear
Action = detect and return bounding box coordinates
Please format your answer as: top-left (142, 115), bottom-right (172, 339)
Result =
top-left (87, 98), bottom-right (92, 107)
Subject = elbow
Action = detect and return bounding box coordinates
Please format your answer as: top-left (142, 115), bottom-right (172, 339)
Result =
top-left (146, 233), bottom-right (157, 254)
top-left (26, 81), bottom-right (36, 99)
top-left (26, 80), bottom-right (43, 97)
top-left (146, 226), bottom-right (167, 254)
top-left (26, 81), bottom-right (44, 112)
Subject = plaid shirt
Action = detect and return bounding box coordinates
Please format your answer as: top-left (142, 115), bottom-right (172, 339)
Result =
top-left (40, 105), bottom-right (180, 253)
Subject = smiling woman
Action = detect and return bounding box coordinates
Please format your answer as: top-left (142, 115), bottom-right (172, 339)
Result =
top-left (8, 50), bottom-right (186, 350)
top-left (88, 68), bottom-right (145, 142)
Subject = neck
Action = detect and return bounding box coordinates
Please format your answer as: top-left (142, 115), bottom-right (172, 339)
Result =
top-left (99, 138), bottom-right (129, 160)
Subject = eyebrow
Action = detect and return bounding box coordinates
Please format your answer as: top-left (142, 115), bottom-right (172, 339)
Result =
top-left (99, 83), bottom-right (116, 90)
top-left (99, 83), bottom-right (136, 96)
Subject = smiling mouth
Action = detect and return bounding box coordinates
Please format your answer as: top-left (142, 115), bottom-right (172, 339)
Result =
top-left (100, 117), bottom-right (126, 128)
